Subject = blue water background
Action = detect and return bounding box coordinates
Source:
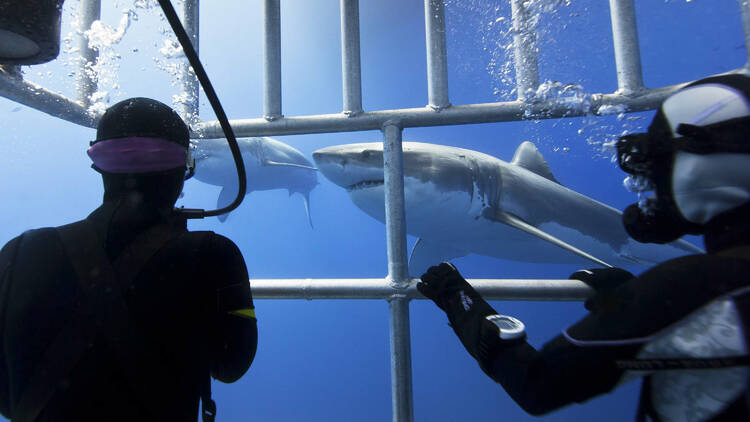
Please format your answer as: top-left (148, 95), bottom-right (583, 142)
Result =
top-left (0, 0), bottom-right (745, 420)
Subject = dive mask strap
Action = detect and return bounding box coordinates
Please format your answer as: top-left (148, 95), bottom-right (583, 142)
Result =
top-left (675, 116), bottom-right (750, 155)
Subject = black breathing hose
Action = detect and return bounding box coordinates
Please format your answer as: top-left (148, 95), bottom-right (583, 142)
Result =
top-left (157, 0), bottom-right (247, 219)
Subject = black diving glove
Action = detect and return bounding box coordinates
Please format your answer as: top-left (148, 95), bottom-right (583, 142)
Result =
top-left (569, 267), bottom-right (634, 312)
top-left (418, 263), bottom-right (509, 367)
top-left (569, 267), bottom-right (634, 291)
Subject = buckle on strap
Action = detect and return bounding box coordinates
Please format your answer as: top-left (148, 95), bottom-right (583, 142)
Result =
top-left (202, 398), bottom-right (217, 422)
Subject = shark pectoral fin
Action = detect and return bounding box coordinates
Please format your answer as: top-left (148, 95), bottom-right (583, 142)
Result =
top-left (408, 238), bottom-right (469, 278)
top-left (264, 160), bottom-right (318, 171)
top-left (217, 186), bottom-right (239, 223)
top-left (487, 210), bottom-right (613, 268)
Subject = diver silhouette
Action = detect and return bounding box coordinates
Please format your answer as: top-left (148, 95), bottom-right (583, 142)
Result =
top-left (0, 98), bottom-right (257, 422)
top-left (419, 74), bottom-right (750, 422)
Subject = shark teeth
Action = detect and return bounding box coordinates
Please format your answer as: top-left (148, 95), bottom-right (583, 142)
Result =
top-left (347, 179), bottom-right (384, 191)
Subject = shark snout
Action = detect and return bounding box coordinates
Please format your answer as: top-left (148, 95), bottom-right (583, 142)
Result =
top-left (312, 148), bottom-right (354, 188)
top-left (311, 149), bottom-right (345, 168)
top-left (313, 143), bottom-right (385, 189)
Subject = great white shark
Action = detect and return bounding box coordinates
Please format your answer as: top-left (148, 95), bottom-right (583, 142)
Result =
top-left (312, 141), bottom-right (703, 275)
top-left (193, 137), bottom-right (318, 224)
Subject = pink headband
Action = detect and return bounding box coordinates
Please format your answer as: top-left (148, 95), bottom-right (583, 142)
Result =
top-left (87, 137), bottom-right (187, 173)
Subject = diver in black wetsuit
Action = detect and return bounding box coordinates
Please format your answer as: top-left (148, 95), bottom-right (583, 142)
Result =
top-left (418, 74), bottom-right (750, 422)
top-left (0, 98), bottom-right (257, 422)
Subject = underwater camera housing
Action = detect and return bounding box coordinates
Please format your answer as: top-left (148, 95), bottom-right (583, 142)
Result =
top-left (0, 0), bottom-right (65, 65)
top-left (0, 0), bottom-right (246, 219)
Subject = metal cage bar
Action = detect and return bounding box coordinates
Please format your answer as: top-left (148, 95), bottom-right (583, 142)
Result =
top-left (249, 278), bottom-right (594, 301)
top-left (739, 0), bottom-right (750, 68)
top-left (424, 0), bottom-right (450, 110)
top-left (196, 80), bottom-right (708, 138)
top-left (179, 0), bottom-right (200, 124)
top-left (0, 72), bottom-right (96, 127)
top-left (263, 0), bottom-right (282, 120)
top-left (383, 123), bottom-right (410, 287)
top-left (389, 297), bottom-right (414, 422)
top-left (609, 0), bottom-right (645, 94)
top-left (340, 0), bottom-right (363, 116)
top-left (511, 0), bottom-right (540, 101)
top-left (382, 123), bottom-right (413, 422)
top-left (75, 0), bottom-right (101, 108)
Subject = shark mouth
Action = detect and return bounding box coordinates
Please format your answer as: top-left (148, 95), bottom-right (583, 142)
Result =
top-left (347, 179), bottom-right (385, 191)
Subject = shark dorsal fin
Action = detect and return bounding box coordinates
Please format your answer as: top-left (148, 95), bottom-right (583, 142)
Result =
top-left (510, 141), bottom-right (560, 184)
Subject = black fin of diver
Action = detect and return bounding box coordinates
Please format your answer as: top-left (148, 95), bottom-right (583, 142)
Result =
top-left (484, 209), bottom-right (612, 268)
top-left (217, 186), bottom-right (238, 223)
top-left (510, 141), bottom-right (561, 184)
top-left (408, 238), bottom-right (469, 277)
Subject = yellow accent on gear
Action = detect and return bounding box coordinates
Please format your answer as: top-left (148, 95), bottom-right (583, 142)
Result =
top-left (228, 308), bottom-right (256, 319)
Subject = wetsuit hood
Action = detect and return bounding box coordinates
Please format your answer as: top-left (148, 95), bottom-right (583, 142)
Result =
top-left (617, 74), bottom-right (750, 244)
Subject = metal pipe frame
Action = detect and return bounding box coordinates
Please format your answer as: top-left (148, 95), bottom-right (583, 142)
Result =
top-left (196, 77), bottom-right (737, 138)
top-left (609, 0), bottom-right (645, 94)
top-left (382, 123), bottom-right (413, 422)
top-left (75, 0), bottom-right (101, 108)
top-left (263, 0), bottom-right (282, 120)
top-left (383, 123), bottom-right (410, 287)
top-left (180, 0), bottom-right (200, 125)
top-left (424, 0), bottom-right (450, 110)
top-left (4, 70), bottom-right (746, 139)
top-left (249, 278), bottom-right (594, 301)
top-left (389, 297), bottom-right (413, 422)
top-left (511, 0), bottom-right (540, 101)
top-left (739, 0), bottom-right (750, 68)
top-left (340, 0), bottom-right (363, 116)
top-left (0, 70), bottom-right (97, 127)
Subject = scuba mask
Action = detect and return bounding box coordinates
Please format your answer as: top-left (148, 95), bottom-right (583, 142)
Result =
top-left (88, 136), bottom-right (195, 180)
top-left (615, 113), bottom-right (750, 244)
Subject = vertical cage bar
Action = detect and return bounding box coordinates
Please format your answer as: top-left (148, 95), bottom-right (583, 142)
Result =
top-left (263, 0), bottom-right (282, 120)
top-left (180, 0), bottom-right (200, 125)
top-left (424, 0), bottom-right (450, 110)
top-left (511, 0), bottom-right (540, 101)
top-left (340, 0), bottom-right (363, 116)
top-left (383, 123), bottom-right (409, 284)
top-left (382, 122), bottom-right (413, 422)
top-left (389, 297), bottom-right (414, 422)
top-left (739, 0), bottom-right (750, 68)
top-left (76, 0), bottom-right (101, 108)
top-left (609, 0), bottom-right (644, 94)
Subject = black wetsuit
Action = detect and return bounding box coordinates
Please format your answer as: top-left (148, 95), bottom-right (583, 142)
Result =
top-left (483, 213), bottom-right (750, 421)
top-left (0, 203), bottom-right (257, 421)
